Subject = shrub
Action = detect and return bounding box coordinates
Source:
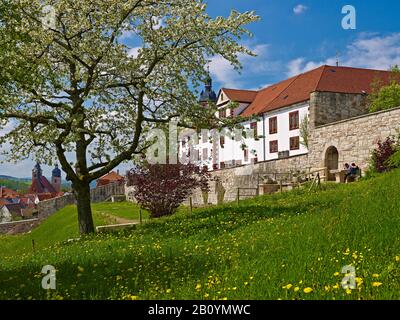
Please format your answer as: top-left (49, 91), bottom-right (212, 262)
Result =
top-left (126, 163), bottom-right (210, 218)
top-left (368, 137), bottom-right (398, 173)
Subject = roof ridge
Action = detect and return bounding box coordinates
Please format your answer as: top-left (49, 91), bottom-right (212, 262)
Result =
top-left (263, 74), bottom-right (301, 109)
top-left (325, 65), bottom-right (392, 73)
top-left (223, 88), bottom-right (258, 92)
top-left (257, 74), bottom-right (298, 93)
top-left (314, 65), bottom-right (328, 92)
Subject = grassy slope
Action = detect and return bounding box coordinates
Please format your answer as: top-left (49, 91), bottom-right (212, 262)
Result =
top-left (0, 202), bottom-right (149, 259)
top-left (0, 170), bottom-right (399, 300)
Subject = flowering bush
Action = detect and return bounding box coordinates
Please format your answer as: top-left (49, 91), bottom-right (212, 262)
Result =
top-left (368, 136), bottom-right (399, 173)
top-left (126, 163), bottom-right (210, 218)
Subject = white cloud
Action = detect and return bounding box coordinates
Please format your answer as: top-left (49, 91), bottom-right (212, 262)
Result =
top-left (127, 47), bottom-right (141, 58)
top-left (286, 33), bottom-right (400, 76)
top-left (209, 43), bottom-right (280, 88)
top-left (293, 4), bottom-right (308, 15)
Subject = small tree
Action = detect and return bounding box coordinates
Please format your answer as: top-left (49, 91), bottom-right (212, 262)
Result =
top-left (126, 163), bottom-right (210, 218)
top-left (369, 66), bottom-right (400, 113)
top-left (368, 137), bottom-right (398, 173)
top-left (299, 116), bottom-right (310, 149)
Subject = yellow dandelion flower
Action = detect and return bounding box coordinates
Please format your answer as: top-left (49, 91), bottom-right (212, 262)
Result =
top-left (372, 274), bottom-right (380, 278)
top-left (303, 287), bottom-right (313, 294)
top-left (195, 284), bottom-right (202, 290)
top-left (324, 286), bottom-right (330, 292)
top-left (345, 288), bottom-right (352, 295)
top-left (395, 256), bottom-right (400, 262)
top-left (204, 293), bottom-right (209, 298)
top-left (332, 284), bottom-right (340, 289)
top-left (372, 282), bottom-right (382, 287)
top-left (166, 289), bottom-right (172, 294)
top-left (282, 284), bottom-right (293, 290)
top-left (333, 272), bottom-right (340, 277)
top-left (244, 282), bottom-right (249, 286)
top-left (294, 287), bottom-right (300, 292)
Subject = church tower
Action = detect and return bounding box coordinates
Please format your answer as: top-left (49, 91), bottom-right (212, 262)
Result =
top-left (51, 164), bottom-right (62, 193)
top-left (199, 74), bottom-right (217, 107)
top-left (32, 162), bottom-right (42, 181)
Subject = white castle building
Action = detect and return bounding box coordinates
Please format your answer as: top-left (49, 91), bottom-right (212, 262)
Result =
top-left (179, 65), bottom-right (396, 173)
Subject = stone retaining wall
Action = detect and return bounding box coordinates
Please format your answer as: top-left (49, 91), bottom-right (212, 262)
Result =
top-left (37, 193), bottom-right (76, 219)
top-left (189, 154), bottom-right (309, 205)
top-left (309, 106), bottom-right (400, 171)
top-left (0, 219), bottom-right (39, 234)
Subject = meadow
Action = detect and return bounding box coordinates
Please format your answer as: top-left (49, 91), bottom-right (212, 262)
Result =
top-left (0, 170), bottom-right (399, 300)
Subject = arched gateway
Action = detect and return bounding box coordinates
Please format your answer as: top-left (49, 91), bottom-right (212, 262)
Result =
top-left (325, 146), bottom-right (339, 181)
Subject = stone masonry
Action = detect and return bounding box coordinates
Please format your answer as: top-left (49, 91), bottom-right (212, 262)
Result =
top-left (189, 154), bottom-right (309, 205)
top-left (309, 92), bottom-right (369, 128)
top-left (309, 106), bottom-right (400, 171)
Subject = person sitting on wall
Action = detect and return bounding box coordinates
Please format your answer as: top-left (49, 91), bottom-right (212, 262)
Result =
top-left (344, 163), bottom-right (351, 183)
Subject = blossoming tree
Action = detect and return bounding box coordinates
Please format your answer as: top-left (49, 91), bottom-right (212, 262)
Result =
top-left (0, 0), bottom-right (258, 234)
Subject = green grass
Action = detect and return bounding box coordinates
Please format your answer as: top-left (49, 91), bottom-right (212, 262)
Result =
top-left (0, 202), bottom-right (148, 259)
top-left (0, 170), bottom-right (399, 300)
top-left (92, 202), bottom-right (150, 221)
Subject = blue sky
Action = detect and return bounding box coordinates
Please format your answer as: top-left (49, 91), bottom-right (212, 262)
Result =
top-left (206, 0), bottom-right (400, 90)
top-left (2, 0), bottom-right (400, 178)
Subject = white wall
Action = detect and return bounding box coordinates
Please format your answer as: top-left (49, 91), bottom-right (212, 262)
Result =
top-left (264, 103), bottom-right (309, 161)
top-left (179, 102), bottom-right (310, 170)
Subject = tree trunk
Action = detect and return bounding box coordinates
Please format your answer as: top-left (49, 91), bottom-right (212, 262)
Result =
top-left (74, 182), bottom-right (95, 234)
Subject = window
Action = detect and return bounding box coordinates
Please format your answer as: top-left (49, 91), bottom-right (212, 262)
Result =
top-left (202, 132), bottom-right (208, 144)
top-left (289, 111), bottom-right (299, 130)
top-left (220, 135), bottom-right (225, 147)
top-left (220, 162), bottom-right (225, 169)
top-left (194, 149), bottom-right (200, 161)
top-left (244, 148), bottom-right (249, 162)
top-left (269, 117), bottom-right (278, 134)
top-left (218, 109), bottom-right (226, 118)
top-left (202, 148), bottom-right (208, 161)
top-left (230, 109), bottom-right (235, 117)
top-left (269, 140), bottom-right (278, 153)
top-left (250, 122), bottom-right (258, 139)
top-left (290, 136), bottom-right (300, 150)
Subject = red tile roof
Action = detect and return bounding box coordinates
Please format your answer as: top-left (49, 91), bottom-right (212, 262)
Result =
top-left (220, 88), bottom-right (258, 104)
top-left (242, 65), bottom-right (394, 116)
top-left (0, 187), bottom-right (19, 199)
top-left (29, 176), bottom-right (57, 194)
top-left (97, 171), bottom-right (125, 187)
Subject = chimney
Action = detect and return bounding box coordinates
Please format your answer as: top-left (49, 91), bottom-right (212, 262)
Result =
top-left (117, 169), bottom-right (120, 175)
